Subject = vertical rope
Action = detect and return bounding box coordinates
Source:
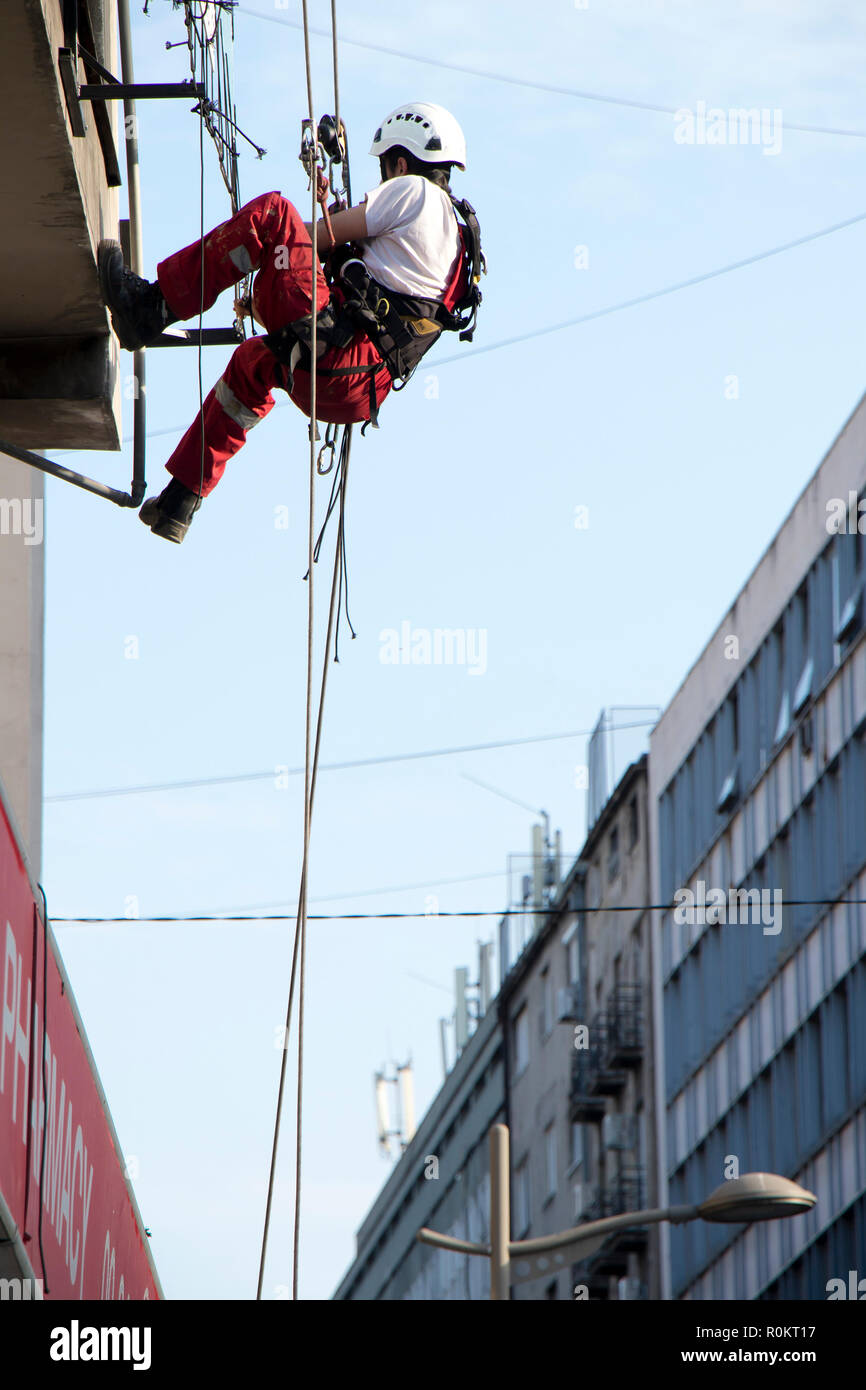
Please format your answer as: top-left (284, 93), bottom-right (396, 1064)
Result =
top-left (293, 0), bottom-right (319, 1306)
top-left (254, 415), bottom-right (349, 1304)
top-left (198, 40), bottom-right (206, 500)
top-left (330, 0), bottom-right (341, 142)
top-left (257, 0), bottom-right (334, 1304)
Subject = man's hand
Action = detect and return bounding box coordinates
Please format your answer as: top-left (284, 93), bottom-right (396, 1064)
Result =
top-left (234, 293), bottom-right (265, 328)
top-left (304, 203), bottom-right (368, 256)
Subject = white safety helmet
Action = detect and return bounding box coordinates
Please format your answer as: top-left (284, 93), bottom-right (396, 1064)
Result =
top-left (369, 102), bottom-right (466, 171)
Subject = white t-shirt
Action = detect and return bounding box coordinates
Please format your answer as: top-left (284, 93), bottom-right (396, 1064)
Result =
top-left (361, 174), bottom-right (462, 301)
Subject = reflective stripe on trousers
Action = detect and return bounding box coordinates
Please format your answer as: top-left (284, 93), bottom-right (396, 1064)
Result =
top-left (215, 377), bottom-right (262, 431)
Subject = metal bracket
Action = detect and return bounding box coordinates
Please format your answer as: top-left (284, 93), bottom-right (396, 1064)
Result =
top-left (150, 327), bottom-right (245, 348)
top-left (0, 439), bottom-right (139, 509)
top-left (79, 81), bottom-right (207, 102)
top-left (58, 49), bottom-right (87, 136)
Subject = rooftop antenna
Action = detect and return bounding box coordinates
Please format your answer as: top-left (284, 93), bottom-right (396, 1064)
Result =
top-left (439, 1017), bottom-right (450, 1082)
top-left (462, 773), bottom-right (558, 940)
top-left (455, 967), bottom-right (469, 1052)
top-left (398, 1063), bottom-right (416, 1145)
top-left (374, 1059), bottom-right (416, 1160)
top-left (478, 940), bottom-right (494, 1015)
top-left (374, 1071), bottom-right (391, 1158)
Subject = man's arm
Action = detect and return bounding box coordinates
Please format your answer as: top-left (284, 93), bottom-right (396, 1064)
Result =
top-left (303, 203), bottom-right (368, 255)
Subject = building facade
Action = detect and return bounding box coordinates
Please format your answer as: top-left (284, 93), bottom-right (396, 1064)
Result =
top-left (650, 392), bottom-right (866, 1299)
top-left (335, 741), bottom-right (660, 1301)
top-left (497, 756), bottom-right (658, 1300)
top-left (568, 755), bottom-right (659, 1300)
top-left (498, 852), bottom-right (584, 1301)
top-left (0, 1), bottom-right (159, 1301)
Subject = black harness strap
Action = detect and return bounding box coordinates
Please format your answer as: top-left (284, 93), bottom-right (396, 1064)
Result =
top-left (264, 191), bottom-right (485, 426)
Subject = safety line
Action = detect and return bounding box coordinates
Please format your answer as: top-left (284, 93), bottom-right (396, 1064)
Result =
top-left (197, 28), bottom-right (205, 499)
top-left (294, 0), bottom-right (319, 1300)
top-left (330, 0), bottom-right (341, 148)
top-left (256, 0), bottom-right (345, 1306)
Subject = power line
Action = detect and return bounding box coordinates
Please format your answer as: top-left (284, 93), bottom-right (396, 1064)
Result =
top-left (432, 209), bottom-right (866, 365)
top-left (198, 868), bottom-right (511, 915)
top-left (44, 911), bottom-right (585, 921)
top-left (237, 6), bottom-right (866, 140)
top-left (52, 898), bottom-right (866, 924)
top-left (44, 718), bottom-right (655, 803)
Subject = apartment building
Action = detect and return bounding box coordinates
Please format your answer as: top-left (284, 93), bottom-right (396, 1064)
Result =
top-left (650, 392), bottom-right (866, 1299)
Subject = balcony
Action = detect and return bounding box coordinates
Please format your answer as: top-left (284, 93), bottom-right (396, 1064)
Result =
top-left (570, 1045), bottom-right (607, 1122)
top-left (584, 1167), bottom-right (646, 1223)
top-left (570, 1012), bottom-right (631, 1118)
top-left (604, 984), bottom-right (644, 1067)
top-left (572, 1166), bottom-right (648, 1285)
top-left (592, 1015), bottom-right (629, 1093)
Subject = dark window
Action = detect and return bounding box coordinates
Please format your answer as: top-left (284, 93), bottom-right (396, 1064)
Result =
top-left (820, 986), bottom-right (849, 1131)
top-left (608, 825), bottom-right (620, 881)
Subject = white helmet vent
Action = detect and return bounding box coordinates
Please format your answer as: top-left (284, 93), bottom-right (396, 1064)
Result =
top-left (369, 102), bottom-right (466, 169)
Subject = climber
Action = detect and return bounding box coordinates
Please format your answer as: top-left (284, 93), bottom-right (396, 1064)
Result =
top-left (98, 102), bottom-right (483, 543)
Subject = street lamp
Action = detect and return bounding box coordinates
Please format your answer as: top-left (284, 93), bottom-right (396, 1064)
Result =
top-left (417, 1123), bottom-right (817, 1299)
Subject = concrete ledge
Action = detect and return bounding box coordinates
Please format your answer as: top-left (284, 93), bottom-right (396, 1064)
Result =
top-left (0, 334), bottom-right (121, 448)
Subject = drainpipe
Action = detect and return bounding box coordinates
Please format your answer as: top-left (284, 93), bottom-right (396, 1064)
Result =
top-left (117, 0), bottom-right (146, 505)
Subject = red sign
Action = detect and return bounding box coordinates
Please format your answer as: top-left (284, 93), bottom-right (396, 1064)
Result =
top-left (0, 792), bottom-right (160, 1299)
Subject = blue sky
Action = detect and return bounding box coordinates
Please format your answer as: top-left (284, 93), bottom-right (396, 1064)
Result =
top-left (43, 0), bottom-right (866, 1298)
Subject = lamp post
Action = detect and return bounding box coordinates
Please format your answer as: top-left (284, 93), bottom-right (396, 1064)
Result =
top-left (417, 1123), bottom-right (817, 1299)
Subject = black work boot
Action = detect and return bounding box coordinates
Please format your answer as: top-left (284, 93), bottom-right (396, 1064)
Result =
top-left (98, 240), bottom-right (178, 350)
top-left (139, 477), bottom-right (202, 544)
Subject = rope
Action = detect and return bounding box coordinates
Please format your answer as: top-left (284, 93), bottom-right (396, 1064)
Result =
top-left (330, 0), bottom-right (341, 153)
top-left (181, 2), bottom-right (254, 347)
top-left (294, 0), bottom-right (318, 1306)
top-left (197, 34), bottom-right (205, 498)
top-left (254, 398), bottom-right (351, 1303)
top-left (256, 0), bottom-right (347, 1303)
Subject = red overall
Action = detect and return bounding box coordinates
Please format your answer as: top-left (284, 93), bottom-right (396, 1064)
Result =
top-left (155, 192), bottom-right (392, 497)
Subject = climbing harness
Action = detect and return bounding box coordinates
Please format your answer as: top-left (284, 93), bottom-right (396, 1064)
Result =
top-left (264, 181), bottom-right (485, 428)
top-left (328, 194), bottom-right (484, 407)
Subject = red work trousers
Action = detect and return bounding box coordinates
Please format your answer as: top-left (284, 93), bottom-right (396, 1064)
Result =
top-left (156, 192), bottom-right (391, 497)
